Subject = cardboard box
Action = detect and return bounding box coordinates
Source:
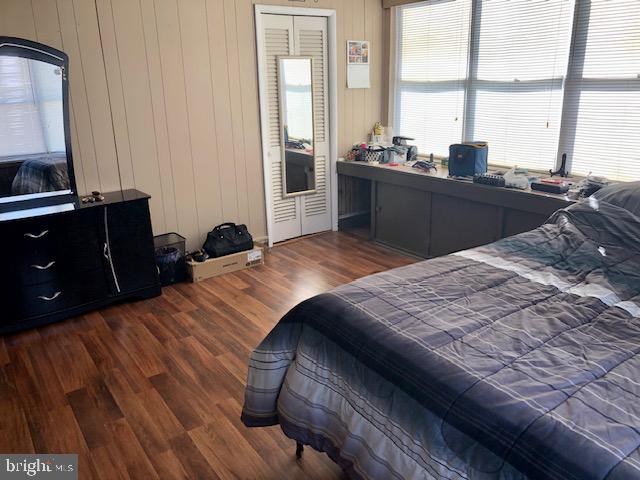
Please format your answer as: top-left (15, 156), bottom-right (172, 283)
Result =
top-left (187, 247), bottom-right (264, 283)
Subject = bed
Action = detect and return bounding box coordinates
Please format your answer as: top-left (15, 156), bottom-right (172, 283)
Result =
top-left (10, 152), bottom-right (69, 195)
top-left (242, 182), bottom-right (640, 480)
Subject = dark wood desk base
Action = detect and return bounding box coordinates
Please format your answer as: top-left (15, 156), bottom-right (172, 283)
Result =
top-left (338, 161), bottom-right (575, 258)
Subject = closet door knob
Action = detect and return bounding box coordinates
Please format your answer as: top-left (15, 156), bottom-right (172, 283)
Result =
top-left (25, 229), bottom-right (49, 239)
top-left (37, 291), bottom-right (62, 301)
top-left (31, 261), bottom-right (56, 270)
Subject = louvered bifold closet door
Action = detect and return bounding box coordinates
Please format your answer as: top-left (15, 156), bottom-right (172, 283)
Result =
top-left (262, 14), bottom-right (301, 243)
top-left (294, 16), bottom-right (332, 236)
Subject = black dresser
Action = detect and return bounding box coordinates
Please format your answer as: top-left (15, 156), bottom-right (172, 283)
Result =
top-left (0, 189), bottom-right (161, 333)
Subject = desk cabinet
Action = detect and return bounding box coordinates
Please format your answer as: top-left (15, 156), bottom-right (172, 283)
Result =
top-left (429, 194), bottom-right (502, 257)
top-left (503, 208), bottom-right (549, 238)
top-left (338, 161), bottom-right (574, 259)
top-left (374, 183), bottom-right (430, 257)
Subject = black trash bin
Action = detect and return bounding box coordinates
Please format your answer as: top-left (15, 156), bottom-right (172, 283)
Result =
top-left (153, 233), bottom-right (186, 286)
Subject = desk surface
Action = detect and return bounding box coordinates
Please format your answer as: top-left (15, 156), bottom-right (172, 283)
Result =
top-left (337, 160), bottom-right (575, 215)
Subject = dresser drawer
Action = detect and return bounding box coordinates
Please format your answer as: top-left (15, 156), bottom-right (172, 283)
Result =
top-left (3, 208), bottom-right (99, 254)
top-left (4, 240), bottom-right (103, 287)
top-left (0, 209), bottom-right (102, 287)
top-left (4, 271), bottom-right (108, 321)
top-left (0, 189), bottom-right (161, 332)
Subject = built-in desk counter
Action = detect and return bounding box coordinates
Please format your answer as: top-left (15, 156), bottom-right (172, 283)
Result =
top-left (337, 160), bottom-right (575, 258)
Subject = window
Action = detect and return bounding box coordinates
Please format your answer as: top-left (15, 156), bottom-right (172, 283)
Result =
top-left (560, 1), bottom-right (640, 181)
top-left (467, 0), bottom-right (573, 170)
top-left (394, 0), bottom-right (640, 180)
top-left (395, 0), bottom-right (471, 157)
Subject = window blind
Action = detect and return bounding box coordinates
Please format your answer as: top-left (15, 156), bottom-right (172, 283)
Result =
top-left (0, 56), bottom-right (47, 158)
top-left (560, 0), bottom-right (640, 181)
top-left (395, 0), bottom-right (640, 180)
top-left (0, 56), bottom-right (65, 159)
top-left (468, 0), bottom-right (574, 170)
top-left (395, 0), bottom-right (471, 157)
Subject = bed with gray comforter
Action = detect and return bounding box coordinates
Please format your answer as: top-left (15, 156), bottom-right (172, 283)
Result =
top-left (11, 152), bottom-right (69, 195)
top-left (242, 182), bottom-right (640, 480)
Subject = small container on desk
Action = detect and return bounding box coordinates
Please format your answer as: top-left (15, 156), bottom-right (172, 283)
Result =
top-left (352, 144), bottom-right (386, 163)
top-left (153, 232), bottom-right (187, 286)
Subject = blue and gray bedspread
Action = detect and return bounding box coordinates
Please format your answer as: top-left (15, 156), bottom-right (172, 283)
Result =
top-left (242, 199), bottom-right (640, 480)
top-left (11, 152), bottom-right (69, 195)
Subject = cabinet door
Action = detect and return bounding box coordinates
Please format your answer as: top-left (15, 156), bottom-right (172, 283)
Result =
top-left (429, 194), bottom-right (502, 257)
top-left (374, 182), bottom-right (430, 257)
top-left (104, 200), bottom-right (159, 294)
top-left (503, 208), bottom-right (548, 238)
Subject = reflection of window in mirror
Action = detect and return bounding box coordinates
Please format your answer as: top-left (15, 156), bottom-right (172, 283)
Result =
top-left (0, 57), bottom-right (65, 157)
top-left (0, 55), bottom-right (68, 199)
top-left (282, 58), bottom-right (313, 155)
top-left (280, 57), bottom-right (316, 197)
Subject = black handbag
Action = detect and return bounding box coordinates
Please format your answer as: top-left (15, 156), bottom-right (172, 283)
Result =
top-left (203, 223), bottom-right (253, 258)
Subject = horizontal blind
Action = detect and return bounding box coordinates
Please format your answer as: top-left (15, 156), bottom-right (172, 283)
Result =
top-left (0, 56), bottom-right (47, 158)
top-left (282, 59), bottom-right (313, 142)
top-left (562, 1), bottom-right (640, 181)
top-left (395, 0), bottom-right (471, 157)
top-left (468, 0), bottom-right (574, 170)
top-left (299, 29), bottom-right (327, 143)
top-left (265, 28), bottom-right (290, 148)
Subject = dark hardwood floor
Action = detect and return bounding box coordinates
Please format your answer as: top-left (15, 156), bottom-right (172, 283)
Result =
top-left (0, 230), bottom-right (415, 479)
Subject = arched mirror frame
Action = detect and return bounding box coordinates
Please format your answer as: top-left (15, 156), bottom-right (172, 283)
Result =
top-left (0, 36), bottom-right (76, 205)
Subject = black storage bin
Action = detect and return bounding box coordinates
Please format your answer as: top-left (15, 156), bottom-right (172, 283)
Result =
top-left (153, 232), bottom-right (186, 286)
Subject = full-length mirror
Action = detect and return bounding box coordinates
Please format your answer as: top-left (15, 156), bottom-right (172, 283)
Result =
top-left (279, 56), bottom-right (316, 197)
top-left (0, 37), bottom-right (74, 204)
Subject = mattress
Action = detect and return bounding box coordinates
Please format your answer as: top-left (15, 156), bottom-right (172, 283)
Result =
top-left (242, 198), bottom-right (640, 480)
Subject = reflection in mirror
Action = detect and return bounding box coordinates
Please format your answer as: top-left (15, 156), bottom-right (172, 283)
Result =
top-left (0, 55), bottom-right (70, 203)
top-left (279, 56), bottom-right (315, 197)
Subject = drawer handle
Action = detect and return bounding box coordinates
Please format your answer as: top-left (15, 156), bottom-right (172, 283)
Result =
top-left (25, 229), bottom-right (49, 239)
top-left (31, 261), bottom-right (56, 270)
top-left (37, 291), bottom-right (62, 301)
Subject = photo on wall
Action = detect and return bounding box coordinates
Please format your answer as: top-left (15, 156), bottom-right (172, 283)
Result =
top-left (347, 40), bottom-right (370, 88)
top-left (347, 40), bottom-right (370, 64)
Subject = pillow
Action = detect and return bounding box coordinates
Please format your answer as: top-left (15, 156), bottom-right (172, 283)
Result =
top-left (592, 181), bottom-right (640, 217)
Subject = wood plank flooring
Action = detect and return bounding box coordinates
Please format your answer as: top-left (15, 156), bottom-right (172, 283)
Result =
top-left (0, 230), bottom-right (415, 479)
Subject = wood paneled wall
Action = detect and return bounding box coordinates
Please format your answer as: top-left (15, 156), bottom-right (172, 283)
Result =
top-left (0, 0), bottom-right (385, 250)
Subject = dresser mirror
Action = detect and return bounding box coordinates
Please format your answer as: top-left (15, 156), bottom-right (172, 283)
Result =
top-left (278, 56), bottom-right (316, 197)
top-left (0, 37), bottom-right (75, 205)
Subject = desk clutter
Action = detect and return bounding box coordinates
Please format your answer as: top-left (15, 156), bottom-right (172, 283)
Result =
top-left (346, 123), bottom-right (612, 199)
top-left (348, 139), bottom-right (418, 165)
top-left (473, 173), bottom-right (506, 187)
